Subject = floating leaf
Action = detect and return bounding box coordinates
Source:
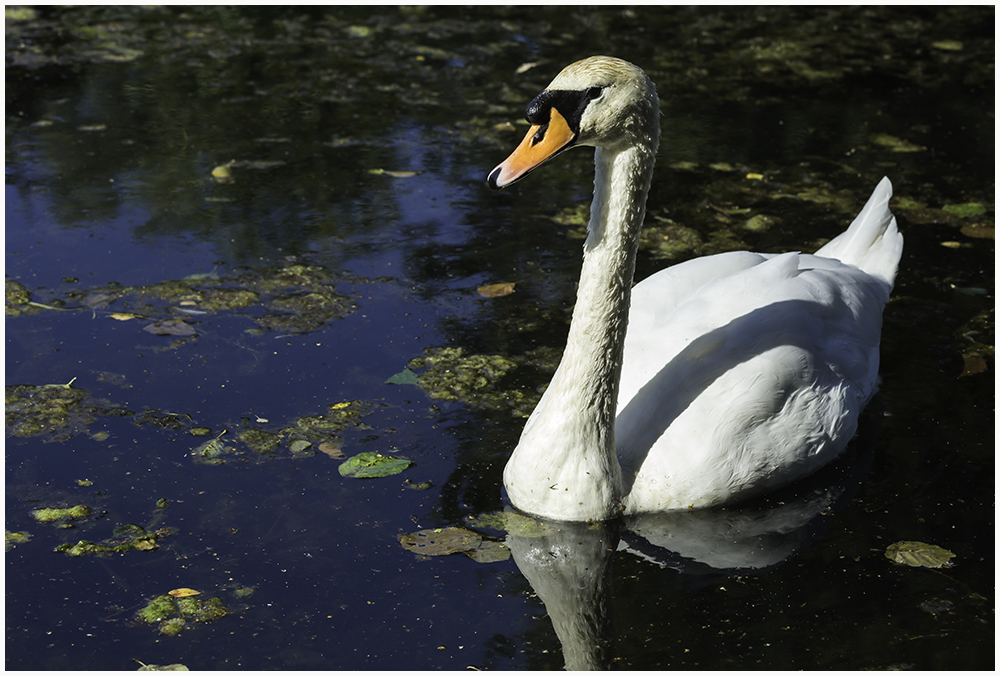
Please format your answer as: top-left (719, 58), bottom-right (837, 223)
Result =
top-left (31, 505), bottom-right (92, 522)
top-left (133, 538), bottom-right (158, 551)
top-left (109, 312), bottom-right (144, 321)
top-left (191, 437), bottom-right (237, 465)
top-left (230, 160), bottom-right (286, 170)
top-left (346, 25), bottom-right (373, 38)
top-left (181, 272), bottom-right (220, 281)
top-left (404, 480), bottom-right (433, 490)
top-left (466, 510), bottom-right (559, 538)
top-left (82, 292), bottom-right (118, 307)
top-left (399, 527), bottom-right (482, 556)
top-left (5, 530), bottom-right (32, 551)
top-left (385, 369), bottom-right (418, 385)
top-left (465, 540), bottom-right (511, 563)
top-left (477, 282), bottom-right (516, 298)
top-left (288, 439), bottom-right (313, 454)
top-left (368, 168), bottom-right (421, 178)
top-left (211, 165), bottom-right (233, 181)
top-left (942, 202), bottom-right (987, 218)
top-left (885, 541), bottom-right (955, 568)
top-left (318, 441), bottom-right (345, 459)
top-left (338, 451), bottom-right (412, 478)
top-left (144, 320), bottom-right (197, 336)
top-left (870, 133), bottom-right (925, 152)
top-left (137, 663), bottom-right (189, 671)
top-left (931, 40), bottom-right (963, 51)
top-left (168, 588), bottom-right (201, 598)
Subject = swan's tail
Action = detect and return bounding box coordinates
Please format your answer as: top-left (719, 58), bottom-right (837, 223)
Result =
top-left (815, 176), bottom-right (903, 289)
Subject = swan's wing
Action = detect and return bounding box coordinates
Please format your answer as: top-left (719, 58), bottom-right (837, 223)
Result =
top-left (616, 251), bottom-right (890, 510)
top-left (627, 250), bottom-right (769, 334)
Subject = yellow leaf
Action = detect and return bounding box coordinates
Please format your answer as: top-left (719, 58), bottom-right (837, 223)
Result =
top-left (168, 588), bottom-right (201, 598)
top-left (368, 168), bottom-right (421, 178)
top-left (745, 173), bottom-right (764, 180)
top-left (477, 282), bottom-right (516, 298)
top-left (330, 402), bottom-right (351, 409)
top-left (109, 312), bottom-right (144, 321)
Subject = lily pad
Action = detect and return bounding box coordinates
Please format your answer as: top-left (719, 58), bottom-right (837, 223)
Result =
top-left (338, 451), bottom-right (412, 478)
top-left (885, 540), bottom-right (955, 568)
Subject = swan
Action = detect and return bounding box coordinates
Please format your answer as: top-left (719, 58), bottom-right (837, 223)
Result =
top-left (488, 56), bottom-right (903, 522)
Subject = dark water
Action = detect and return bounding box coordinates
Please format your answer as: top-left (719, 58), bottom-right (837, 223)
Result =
top-left (5, 6), bottom-right (993, 670)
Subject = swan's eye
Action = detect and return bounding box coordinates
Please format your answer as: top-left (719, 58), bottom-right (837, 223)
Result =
top-left (586, 86), bottom-right (603, 100)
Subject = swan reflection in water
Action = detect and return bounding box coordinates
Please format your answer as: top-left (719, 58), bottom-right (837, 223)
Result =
top-left (502, 422), bottom-right (875, 670)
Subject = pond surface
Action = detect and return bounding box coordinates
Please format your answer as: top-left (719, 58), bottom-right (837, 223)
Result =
top-left (5, 6), bottom-right (993, 670)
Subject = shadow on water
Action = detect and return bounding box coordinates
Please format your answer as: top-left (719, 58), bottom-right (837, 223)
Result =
top-left (5, 5), bottom-right (993, 670)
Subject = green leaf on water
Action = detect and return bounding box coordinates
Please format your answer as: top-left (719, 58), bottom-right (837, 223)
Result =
top-left (399, 527), bottom-right (482, 556)
top-left (385, 369), bottom-right (418, 385)
top-left (338, 451), bottom-right (412, 478)
top-left (465, 540), bottom-right (510, 563)
top-left (942, 202), bottom-right (987, 218)
top-left (885, 540), bottom-right (955, 568)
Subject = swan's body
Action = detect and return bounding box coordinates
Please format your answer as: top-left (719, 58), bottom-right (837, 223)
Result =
top-left (488, 56), bottom-right (903, 522)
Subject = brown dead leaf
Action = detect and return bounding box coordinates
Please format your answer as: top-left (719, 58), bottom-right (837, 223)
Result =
top-left (477, 282), bottom-right (516, 298)
top-left (318, 441), bottom-right (346, 459)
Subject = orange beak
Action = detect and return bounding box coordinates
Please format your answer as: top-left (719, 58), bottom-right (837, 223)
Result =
top-left (488, 107), bottom-right (576, 189)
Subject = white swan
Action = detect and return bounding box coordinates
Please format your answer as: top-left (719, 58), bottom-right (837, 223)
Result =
top-left (488, 56), bottom-right (903, 522)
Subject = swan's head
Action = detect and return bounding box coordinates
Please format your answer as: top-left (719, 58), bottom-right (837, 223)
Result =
top-left (488, 56), bottom-right (659, 190)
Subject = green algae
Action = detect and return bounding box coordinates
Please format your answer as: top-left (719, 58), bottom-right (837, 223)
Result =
top-left (237, 428), bottom-right (282, 454)
top-left (5, 279), bottom-right (35, 316)
top-left (137, 593), bottom-right (230, 635)
top-left (191, 437), bottom-right (238, 465)
top-left (407, 347), bottom-right (527, 413)
top-left (5, 530), bottom-right (32, 551)
top-left (9, 260), bottom-right (357, 339)
top-left (54, 524), bottom-right (174, 556)
top-left (31, 505), bottom-right (93, 523)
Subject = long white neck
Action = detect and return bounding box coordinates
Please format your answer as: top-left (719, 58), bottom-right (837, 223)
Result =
top-left (503, 143), bottom-right (656, 521)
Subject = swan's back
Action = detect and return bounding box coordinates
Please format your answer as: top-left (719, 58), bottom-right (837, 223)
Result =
top-left (616, 178), bottom-right (902, 512)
